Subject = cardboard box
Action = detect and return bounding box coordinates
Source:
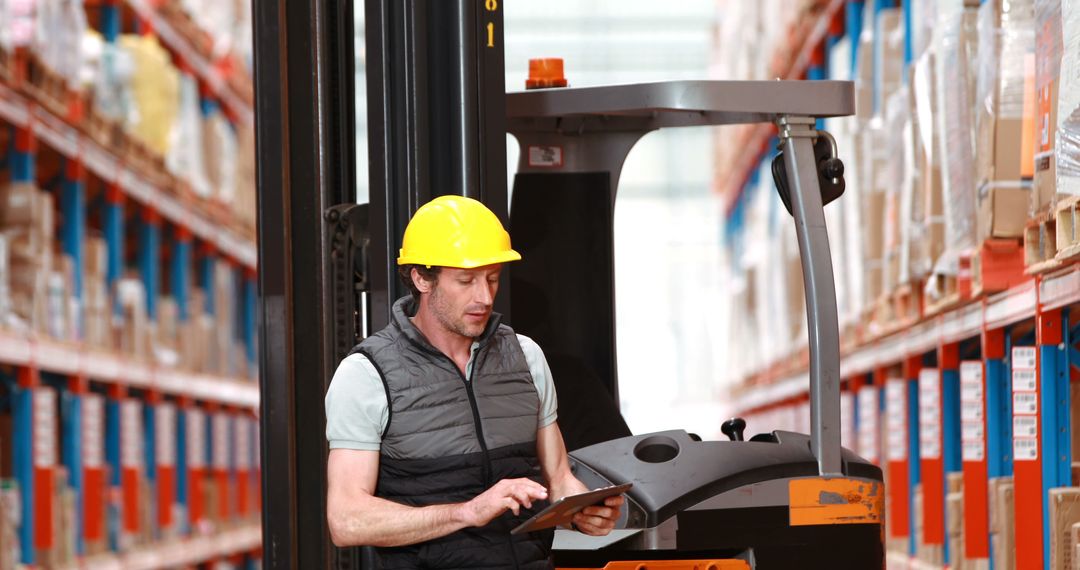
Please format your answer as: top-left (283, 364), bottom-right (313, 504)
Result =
top-left (948, 491), bottom-right (965, 538)
top-left (1051, 488), bottom-right (1080, 570)
top-left (0, 182), bottom-right (36, 226)
top-left (1036, 149), bottom-right (1059, 214)
top-left (85, 237), bottom-right (107, 278)
top-left (978, 184), bottom-right (1031, 240)
top-left (949, 472), bottom-right (965, 494)
top-left (992, 478), bottom-right (1016, 570)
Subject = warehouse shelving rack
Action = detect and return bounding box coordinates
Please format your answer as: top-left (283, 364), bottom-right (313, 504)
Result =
top-left (727, 1), bottom-right (1080, 569)
top-left (0, 1), bottom-right (261, 568)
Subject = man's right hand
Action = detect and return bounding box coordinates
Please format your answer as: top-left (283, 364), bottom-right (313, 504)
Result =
top-left (460, 478), bottom-right (549, 527)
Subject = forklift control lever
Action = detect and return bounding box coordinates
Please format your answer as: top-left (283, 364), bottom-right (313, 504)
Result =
top-left (720, 418), bottom-right (746, 442)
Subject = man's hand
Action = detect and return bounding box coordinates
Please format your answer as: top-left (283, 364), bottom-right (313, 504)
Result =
top-left (571, 494), bottom-right (624, 536)
top-left (460, 478), bottom-right (549, 528)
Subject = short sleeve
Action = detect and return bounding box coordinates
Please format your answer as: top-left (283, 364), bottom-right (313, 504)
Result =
top-left (517, 334), bottom-right (558, 428)
top-left (325, 353), bottom-right (390, 451)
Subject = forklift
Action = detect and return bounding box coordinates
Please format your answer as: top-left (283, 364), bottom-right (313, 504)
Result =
top-left (252, 2), bottom-right (883, 569)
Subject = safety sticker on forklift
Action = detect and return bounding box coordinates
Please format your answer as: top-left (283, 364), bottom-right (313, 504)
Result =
top-left (788, 477), bottom-right (884, 526)
top-left (527, 145), bottom-right (563, 167)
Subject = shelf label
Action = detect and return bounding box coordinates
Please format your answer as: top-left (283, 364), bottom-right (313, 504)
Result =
top-left (885, 378), bottom-right (907, 461)
top-left (1014, 437), bottom-right (1038, 461)
top-left (1011, 346), bottom-right (1039, 462)
top-left (33, 387), bottom-right (58, 468)
top-left (857, 386), bottom-right (879, 462)
top-left (1012, 369), bottom-right (1037, 392)
top-left (186, 408), bottom-right (206, 469)
top-left (235, 417), bottom-right (251, 471)
top-left (156, 404), bottom-right (177, 467)
top-left (1012, 347), bottom-right (1037, 370)
top-left (960, 361), bottom-right (986, 462)
top-left (1013, 415), bottom-right (1038, 438)
top-left (212, 413), bottom-right (230, 471)
top-left (120, 399), bottom-right (144, 468)
top-left (83, 393), bottom-right (105, 468)
top-left (919, 369), bottom-right (941, 460)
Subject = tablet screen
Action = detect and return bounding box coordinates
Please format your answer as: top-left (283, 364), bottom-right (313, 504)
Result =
top-left (510, 482), bottom-right (632, 535)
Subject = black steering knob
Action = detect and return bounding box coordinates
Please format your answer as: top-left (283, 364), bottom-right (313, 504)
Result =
top-left (721, 417), bottom-right (746, 442)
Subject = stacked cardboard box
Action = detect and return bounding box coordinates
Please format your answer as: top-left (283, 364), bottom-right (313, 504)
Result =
top-left (83, 236), bottom-right (111, 349)
top-left (1, 182), bottom-right (54, 336)
top-left (990, 477), bottom-right (1016, 570)
top-left (1055, 1), bottom-right (1080, 201)
top-left (1033, 0), bottom-right (1064, 214)
top-left (974, 0), bottom-right (1036, 241)
top-left (0, 479), bottom-right (19, 570)
top-left (1050, 488), bottom-right (1080, 570)
top-left (114, 277), bottom-right (148, 360)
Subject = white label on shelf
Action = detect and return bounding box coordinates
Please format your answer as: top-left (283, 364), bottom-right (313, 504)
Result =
top-left (156, 404), bottom-right (177, 467)
top-left (1013, 415), bottom-right (1038, 438)
top-left (1014, 437), bottom-right (1038, 461)
top-left (1012, 369), bottom-right (1037, 392)
top-left (962, 440), bottom-right (985, 462)
top-left (1013, 392), bottom-right (1039, 415)
top-left (186, 408), bottom-right (206, 469)
top-left (1012, 347), bottom-right (1037, 370)
top-left (918, 369), bottom-right (941, 460)
top-left (527, 145), bottom-right (564, 167)
top-left (120, 399), bottom-right (144, 468)
top-left (857, 387), bottom-right (879, 462)
top-left (885, 379), bottom-right (907, 461)
top-left (962, 421), bottom-right (984, 442)
top-left (235, 417), bottom-right (251, 471)
top-left (213, 413), bottom-right (230, 470)
top-left (960, 361), bottom-right (984, 401)
top-left (82, 393), bottom-right (105, 468)
top-left (33, 387), bottom-right (57, 468)
top-left (961, 400), bottom-right (984, 422)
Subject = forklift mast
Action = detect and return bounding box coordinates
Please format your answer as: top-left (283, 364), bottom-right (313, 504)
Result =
top-left (253, 2), bottom-right (877, 569)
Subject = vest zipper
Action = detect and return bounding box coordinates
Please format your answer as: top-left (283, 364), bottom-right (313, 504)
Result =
top-left (444, 351), bottom-right (523, 570)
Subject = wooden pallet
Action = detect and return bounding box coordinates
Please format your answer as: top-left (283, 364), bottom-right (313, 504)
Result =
top-left (925, 272), bottom-right (962, 317)
top-left (19, 52), bottom-right (83, 123)
top-left (1024, 207), bottom-right (1062, 274)
top-left (1055, 195), bottom-right (1080, 262)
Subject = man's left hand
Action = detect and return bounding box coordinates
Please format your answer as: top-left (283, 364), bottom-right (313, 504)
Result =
top-left (571, 495), bottom-right (624, 536)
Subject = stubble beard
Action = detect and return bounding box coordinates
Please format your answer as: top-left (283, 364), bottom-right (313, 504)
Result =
top-left (430, 284), bottom-right (486, 338)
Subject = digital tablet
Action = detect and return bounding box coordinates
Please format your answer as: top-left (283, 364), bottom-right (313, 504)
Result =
top-left (510, 482), bottom-right (633, 535)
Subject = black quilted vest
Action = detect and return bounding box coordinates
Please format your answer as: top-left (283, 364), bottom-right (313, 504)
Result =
top-left (351, 297), bottom-right (554, 569)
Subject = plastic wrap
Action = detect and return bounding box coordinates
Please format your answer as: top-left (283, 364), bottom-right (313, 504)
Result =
top-left (930, 9), bottom-right (979, 285)
top-left (121, 35), bottom-right (180, 154)
top-left (1055, 0), bottom-right (1080, 197)
top-left (1030, 0), bottom-right (1063, 213)
top-left (975, 0), bottom-right (1035, 185)
top-left (883, 88), bottom-right (911, 293)
top-left (32, 0), bottom-right (86, 86)
top-left (1, 0), bottom-right (37, 50)
top-left (166, 73), bottom-right (210, 198)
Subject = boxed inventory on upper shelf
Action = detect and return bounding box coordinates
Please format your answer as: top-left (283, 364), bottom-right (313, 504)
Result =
top-left (0, 0), bottom-right (258, 239)
top-left (0, 1), bottom-right (262, 566)
top-left (714, 0), bottom-right (1080, 389)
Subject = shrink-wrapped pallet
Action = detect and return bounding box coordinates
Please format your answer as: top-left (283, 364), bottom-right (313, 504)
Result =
top-left (1054, 1), bottom-right (1080, 200)
top-left (1033, 0), bottom-right (1064, 213)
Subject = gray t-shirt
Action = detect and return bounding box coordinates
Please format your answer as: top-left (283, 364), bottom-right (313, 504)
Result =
top-left (325, 334), bottom-right (558, 451)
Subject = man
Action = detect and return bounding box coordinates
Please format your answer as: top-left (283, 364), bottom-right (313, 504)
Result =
top-left (325, 195), bottom-right (623, 569)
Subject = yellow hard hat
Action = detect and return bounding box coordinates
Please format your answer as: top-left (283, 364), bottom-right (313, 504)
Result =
top-left (397, 195), bottom-right (522, 268)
